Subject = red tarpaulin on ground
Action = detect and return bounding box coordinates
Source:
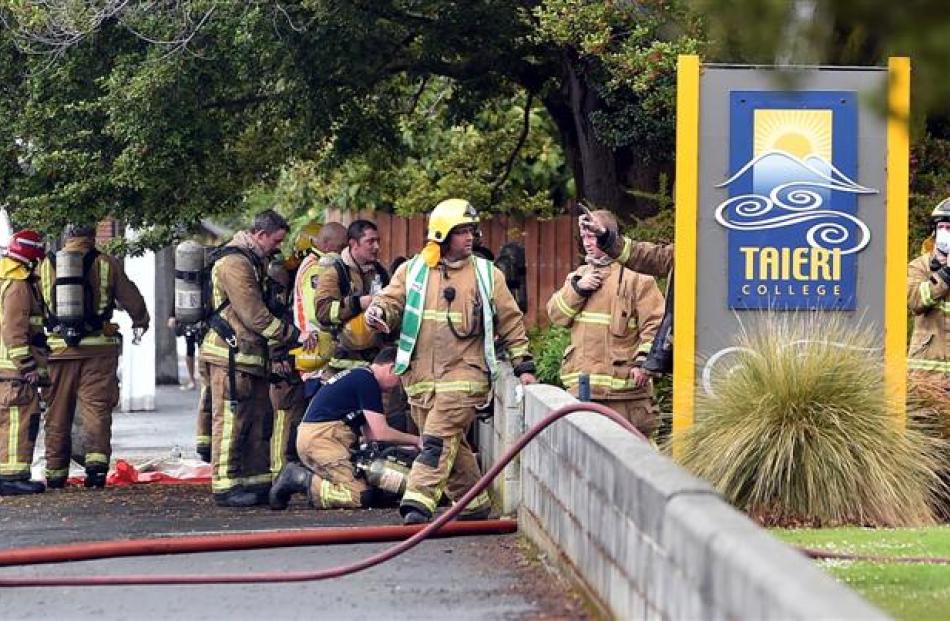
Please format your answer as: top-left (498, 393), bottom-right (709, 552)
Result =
top-left (65, 458), bottom-right (211, 487)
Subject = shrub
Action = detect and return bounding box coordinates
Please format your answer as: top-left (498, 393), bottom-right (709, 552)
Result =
top-left (530, 325), bottom-right (570, 387)
top-left (907, 376), bottom-right (950, 520)
top-left (674, 313), bottom-right (945, 527)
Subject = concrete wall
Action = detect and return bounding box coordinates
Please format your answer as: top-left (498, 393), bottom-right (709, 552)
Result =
top-left (479, 369), bottom-right (886, 620)
top-left (477, 365), bottom-right (525, 515)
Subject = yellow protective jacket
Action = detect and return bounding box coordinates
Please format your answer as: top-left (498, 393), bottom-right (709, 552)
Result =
top-left (0, 258), bottom-right (48, 381)
top-left (604, 233), bottom-right (674, 278)
top-left (372, 255), bottom-right (533, 406)
top-left (293, 250), bottom-right (335, 334)
top-left (907, 252), bottom-right (950, 374)
top-left (199, 232), bottom-right (297, 377)
top-left (291, 250), bottom-right (338, 374)
top-left (314, 247), bottom-right (387, 368)
top-left (38, 237), bottom-right (149, 360)
top-left (547, 260), bottom-right (664, 400)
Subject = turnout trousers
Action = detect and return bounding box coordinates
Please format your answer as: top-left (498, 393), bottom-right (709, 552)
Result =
top-left (296, 421), bottom-right (369, 509)
top-left (399, 397), bottom-right (491, 518)
top-left (0, 380), bottom-right (41, 481)
top-left (269, 379), bottom-right (306, 476)
top-left (593, 397), bottom-right (658, 438)
top-left (195, 361), bottom-right (212, 457)
top-left (208, 364), bottom-right (273, 498)
top-left (43, 355), bottom-right (120, 483)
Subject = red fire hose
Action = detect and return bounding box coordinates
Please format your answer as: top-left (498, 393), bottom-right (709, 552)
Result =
top-left (0, 401), bottom-right (645, 587)
top-left (0, 521), bottom-right (518, 568)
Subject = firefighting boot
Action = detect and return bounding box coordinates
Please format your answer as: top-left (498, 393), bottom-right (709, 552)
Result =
top-left (269, 462), bottom-right (312, 510)
top-left (0, 479), bottom-right (46, 495)
top-left (214, 486), bottom-right (260, 508)
top-left (84, 466), bottom-right (108, 489)
top-left (45, 477), bottom-right (66, 489)
top-left (456, 504), bottom-right (492, 521)
top-left (251, 486), bottom-right (272, 506)
top-left (399, 502), bottom-right (432, 525)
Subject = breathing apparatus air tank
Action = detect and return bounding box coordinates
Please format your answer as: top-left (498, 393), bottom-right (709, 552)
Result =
top-left (174, 240), bottom-right (206, 326)
top-left (353, 443), bottom-right (417, 496)
top-left (54, 250), bottom-right (85, 346)
top-left (360, 456), bottom-right (412, 496)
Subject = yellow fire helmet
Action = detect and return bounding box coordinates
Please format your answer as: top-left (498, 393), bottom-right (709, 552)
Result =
top-left (426, 198), bottom-right (479, 242)
top-left (294, 222), bottom-right (323, 254)
top-left (290, 330), bottom-right (334, 372)
top-left (339, 313), bottom-right (378, 351)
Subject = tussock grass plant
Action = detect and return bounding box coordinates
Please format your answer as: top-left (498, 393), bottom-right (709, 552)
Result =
top-left (907, 376), bottom-right (950, 520)
top-left (675, 314), bottom-right (945, 527)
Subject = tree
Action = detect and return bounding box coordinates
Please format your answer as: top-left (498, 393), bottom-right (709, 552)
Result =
top-left (248, 77), bottom-right (572, 220)
top-left (0, 1), bottom-right (701, 244)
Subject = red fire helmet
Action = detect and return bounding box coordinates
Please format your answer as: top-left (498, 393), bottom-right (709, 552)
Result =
top-left (7, 229), bottom-right (45, 264)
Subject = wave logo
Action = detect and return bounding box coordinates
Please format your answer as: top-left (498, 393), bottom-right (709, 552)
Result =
top-left (715, 149), bottom-right (878, 255)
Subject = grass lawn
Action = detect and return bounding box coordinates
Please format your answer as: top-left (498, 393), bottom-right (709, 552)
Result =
top-left (773, 526), bottom-right (950, 620)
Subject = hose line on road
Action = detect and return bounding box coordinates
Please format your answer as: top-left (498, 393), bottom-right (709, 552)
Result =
top-left (0, 521), bottom-right (519, 568)
top-left (0, 401), bottom-right (646, 587)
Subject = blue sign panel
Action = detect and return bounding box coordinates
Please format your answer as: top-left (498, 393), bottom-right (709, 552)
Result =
top-left (719, 91), bottom-right (876, 310)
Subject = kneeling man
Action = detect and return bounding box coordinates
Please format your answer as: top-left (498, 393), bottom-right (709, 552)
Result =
top-left (270, 347), bottom-right (418, 509)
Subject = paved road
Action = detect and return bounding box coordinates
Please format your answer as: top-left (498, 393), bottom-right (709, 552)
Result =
top-left (0, 533), bottom-right (577, 620)
top-left (4, 384), bottom-right (589, 620)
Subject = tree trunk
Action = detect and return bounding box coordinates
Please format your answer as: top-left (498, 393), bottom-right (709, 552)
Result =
top-left (563, 52), bottom-right (625, 211)
top-left (154, 245), bottom-right (180, 385)
top-left (544, 52), bottom-right (666, 221)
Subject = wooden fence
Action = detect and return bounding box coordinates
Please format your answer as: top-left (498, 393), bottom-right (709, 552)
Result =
top-left (324, 207), bottom-right (582, 329)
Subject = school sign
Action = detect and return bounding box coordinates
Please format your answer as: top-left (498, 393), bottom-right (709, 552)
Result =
top-left (672, 57), bottom-right (910, 435)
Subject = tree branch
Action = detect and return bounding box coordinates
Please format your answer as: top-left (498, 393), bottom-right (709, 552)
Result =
top-left (489, 90), bottom-right (534, 207)
top-left (200, 93), bottom-right (276, 111)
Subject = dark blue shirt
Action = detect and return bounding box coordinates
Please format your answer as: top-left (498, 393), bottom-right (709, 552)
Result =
top-left (303, 367), bottom-right (384, 424)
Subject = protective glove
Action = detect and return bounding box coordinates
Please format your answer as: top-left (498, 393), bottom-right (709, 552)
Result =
top-left (364, 304), bottom-right (389, 334)
top-left (572, 269), bottom-right (606, 295)
top-left (578, 213), bottom-right (605, 237)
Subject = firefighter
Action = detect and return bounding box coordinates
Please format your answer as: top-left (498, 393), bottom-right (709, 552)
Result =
top-left (199, 210), bottom-right (300, 507)
top-left (269, 346), bottom-right (419, 510)
top-left (548, 209), bottom-right (665, 436)
top-left (194, 359), bottom-right (213, 463)
top-left (292, 221), bottom-right (347, 397)
top-left (265, 259), bottom-right (307, 479)
top-left (39, 224), bottom-right (150, 489)
top-left (314, 219), bottom-right (389, 376)
top-left (364, 198), bottom-right (537, 525)
top-left (0, 230), bottom-right (49, 495)
top-left (908, 197), bottom-right (950, 376)
top-left (579, 207), bottom-right (675, 374)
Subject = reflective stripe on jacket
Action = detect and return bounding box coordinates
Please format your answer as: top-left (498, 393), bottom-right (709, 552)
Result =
top-left (547, 260), bottom-right (664, 400)
top-left (0, 259), bottom-right (48, 379)
top-left (606, 234), bottom-right (674, 278)
top-left (199, 232), bottom-right (294, 376)
top-left (907, 252), bottom-right (950, 374)
top-left (373, 256), bottom-right (532, 406)
top-left (314, 248), bottom-right (384, 369)
top-left (38, 237), bottom-right (149, 360)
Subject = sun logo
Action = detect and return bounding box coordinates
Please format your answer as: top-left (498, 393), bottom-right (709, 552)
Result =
top-left (753, 109), bottom-right (833, 160)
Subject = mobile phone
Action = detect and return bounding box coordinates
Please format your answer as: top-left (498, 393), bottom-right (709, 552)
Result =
top-left (577, 202), bottom-right (592, 217)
